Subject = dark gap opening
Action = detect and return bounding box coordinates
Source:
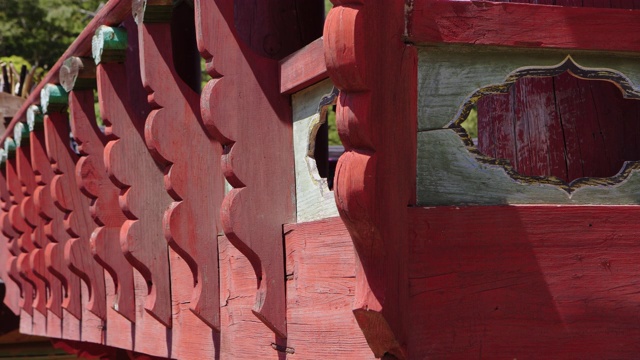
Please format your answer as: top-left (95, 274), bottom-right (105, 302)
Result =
top-left (314, 103), bottom-right (342, 190)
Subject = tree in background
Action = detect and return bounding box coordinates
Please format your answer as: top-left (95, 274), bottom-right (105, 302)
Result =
top-left (0, 0), bottom-right (104, 69)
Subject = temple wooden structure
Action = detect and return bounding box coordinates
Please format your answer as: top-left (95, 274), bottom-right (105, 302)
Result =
top-left (1, 0), bottom-right (640, 358)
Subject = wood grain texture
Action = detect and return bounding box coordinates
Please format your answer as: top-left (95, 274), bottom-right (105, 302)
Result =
top-left (30, 116), bottom-right (82, 341)
top-left (43, 93), bottom-right (107, 323)
top-left (417, 46), bottom-right (640, 131)
top-left (324, 0), bottom-right (417, 357)
top-left (43, 107), bottom-right (106, 344)
top-left (138, 6), bottom-right (223, 330)
top-left (64, 58), bottom-right (136, 326)
top-left (196, 0), bottom-right (322, 338)
top-left (292, 78), bottom-right (339, 222)
top-left (408, 205), bottom-right (640, 358)
top-left (0, 152), bottom-right (21, 316)
top-left (5, 139), bottom-right (36, 318)
top-left (97, 18), bottom-right (171, 356)
top-left (280, 37), bottom-right (328, 94)
top-left (284, 217), bottom-right (374, 359)
top-left (408, 0), bottom-right (640, 52)
top-left (13, 123), bottom-right (48, 319)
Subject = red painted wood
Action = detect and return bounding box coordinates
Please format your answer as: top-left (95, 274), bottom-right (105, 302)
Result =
top-left (99, 63), bottom-right (172, 329)
top-left (68, 89), bottom-right (135, 323)
top-left (324, 0), bottom-right (417, 358)
top-left (279, 38), bottom-right (328, 94)
top-left (44, 107), bottom-right (107, 323)
top-left (138, 11), bottom-right (223, 330)
top-left (15, 138), bottom-right (48, 317)
top-left (5, 152), bottom-right (37, 317)
top-left (408, 205), bottom-right (640, 358)
top-left (97, 20), bottom-right (172, 355)
top-left (196, 0), bottom-right (322, 337)
top-left (408, 1), bottom-right (640, 52)
top-left (38, 114), bottom-right (83, 326)
top-left (474, 8), bottom-right (640, 183)
top-left (0, 167), bottom-right (21, 316)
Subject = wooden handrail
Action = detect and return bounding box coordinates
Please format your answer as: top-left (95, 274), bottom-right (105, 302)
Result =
top-left (0, 0), bottom-right (131, 144)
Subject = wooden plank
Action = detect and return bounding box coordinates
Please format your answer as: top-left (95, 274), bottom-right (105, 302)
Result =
top-left (408, 0), bottom-right (640, 53)
top-left (284, 217), bottom-right (374, 358)
top-left (137, 3), bottom-right (223, 331)
top-left (324, 1), bottom-right (417, 357)
top-left (61, 57), bottom-right (135, 350)
top-left (96, 18), bottom-right (170, 356)
top-left (408, 205), bottom-right (640, 358)
top-left (292, 78), bottom-right (339, 222)
top-left (196, 0), bottom-right (321, 338)
top-left (417, 46), bottom-right (640, 131)
top-left (280, 38), bottom-right (328, 94)
top-left (417, 129), bottom-right (640, 205)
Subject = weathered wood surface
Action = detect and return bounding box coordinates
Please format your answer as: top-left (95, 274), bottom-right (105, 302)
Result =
top-left (196, 0), bottom-right (322, 338)
top-left (408, 205), bottom-right (640, 358)
top-left (408, 0), bottom-right (640, 53)
top-left (292, 78), bottom-right (338, 223)
top-left (138, 2), bottom-right (223, 330)
top-left (280, 38), bottom-right (328, 94)
top-left (0, 150), bottom-right (21, 316)
top-left (63, 57), bottom-right (135, 331)
top-left (477, 72), bottom-right (640, 183)
top-left (97, 19), bottom-right (172, 355)
top-left (325, 0), bottom-right (417, 357)
top-left (417, 46), bottom-right (640, 131)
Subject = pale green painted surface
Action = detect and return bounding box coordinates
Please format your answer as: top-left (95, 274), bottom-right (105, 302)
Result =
top-left (92, 25), bottom-right (128, 65)
top-left (13, 122), bottom-right (28, 148)
top-left (292, 78), bottom-right (339, 223)
top-left (418, 45), bottom-right (640, 131)
top-left (40, 84), bottom-right (68, 114)
top-left (417, 130), bottom-right (640, 206)
top-left (27, 105), bottom-right (44, 132)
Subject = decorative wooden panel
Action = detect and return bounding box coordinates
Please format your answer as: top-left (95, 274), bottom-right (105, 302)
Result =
top-left (94, 20), bottom-right (172, 356)
top-left (136, 2), bottom-right (223, 330)
top-left (196, 0), bottom-right (322, 338)
top-left (26, 106), bottom-right (64, 339)
top-left (324, 0), bottom-right (417, 357)
top-left (0, 148), bottom-right (21, 316)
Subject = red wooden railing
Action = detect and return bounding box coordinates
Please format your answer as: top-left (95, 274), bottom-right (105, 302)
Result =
top-left (0, 0), bottom-right (640, 359)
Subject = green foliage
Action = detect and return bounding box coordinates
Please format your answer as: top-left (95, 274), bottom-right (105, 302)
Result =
top-left (0, 0), bottom-right (104, 69)
top-left (325, 0), bottom-right (332, 15)
top-left (461, 107), bottom-right (478, 139)
top-left (326, 106), bottom-right (341, 146)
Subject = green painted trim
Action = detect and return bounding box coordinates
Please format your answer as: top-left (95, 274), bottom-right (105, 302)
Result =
top-left (40, 84), bottom-right (69, 114)
top-left (13, 122), bottom-right (29, 148)
top-left (27, 105), bottom-right (44, 132)
top-left (0, 149), bottom-right (7, 170)
top-left (4, 139), bottom-right (16, 160)
top-left (92, 26), bottom-right (128, 65)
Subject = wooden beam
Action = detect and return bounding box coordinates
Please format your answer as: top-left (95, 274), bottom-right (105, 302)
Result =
top-left (408, 0), bottom-right (640, 52)
top-left (280, 37), bottom-right (327, 94)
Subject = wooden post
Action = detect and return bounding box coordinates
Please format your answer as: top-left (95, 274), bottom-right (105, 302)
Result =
top-left (325, 0), bottom-right (417, 358)
top-left (136, 1), bottom-right (223, 331)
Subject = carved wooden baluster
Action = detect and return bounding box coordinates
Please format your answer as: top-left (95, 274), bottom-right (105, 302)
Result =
top-left (60, 56), bottom-right (136, 323)
top-left (33, 107), bottom-right (83, 339)
top-left (135, 1), bottom-right (223, 330)
top-left (41, 83), bottom-right (107, 323)
top-left (0, 149), bottom-right (22, 315)
top-left (4, 138), bottom-right (36, 318)
top-left (325, 1), bottom-right (416, 357)
top-left (195, 0), bottom-right (325, 337)
top-left (94, 25), bottom-right (173, 328)
top-left (14, 122), bottom-right (49, 322)
top-left (26, 106), bottom-right (64, 338)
